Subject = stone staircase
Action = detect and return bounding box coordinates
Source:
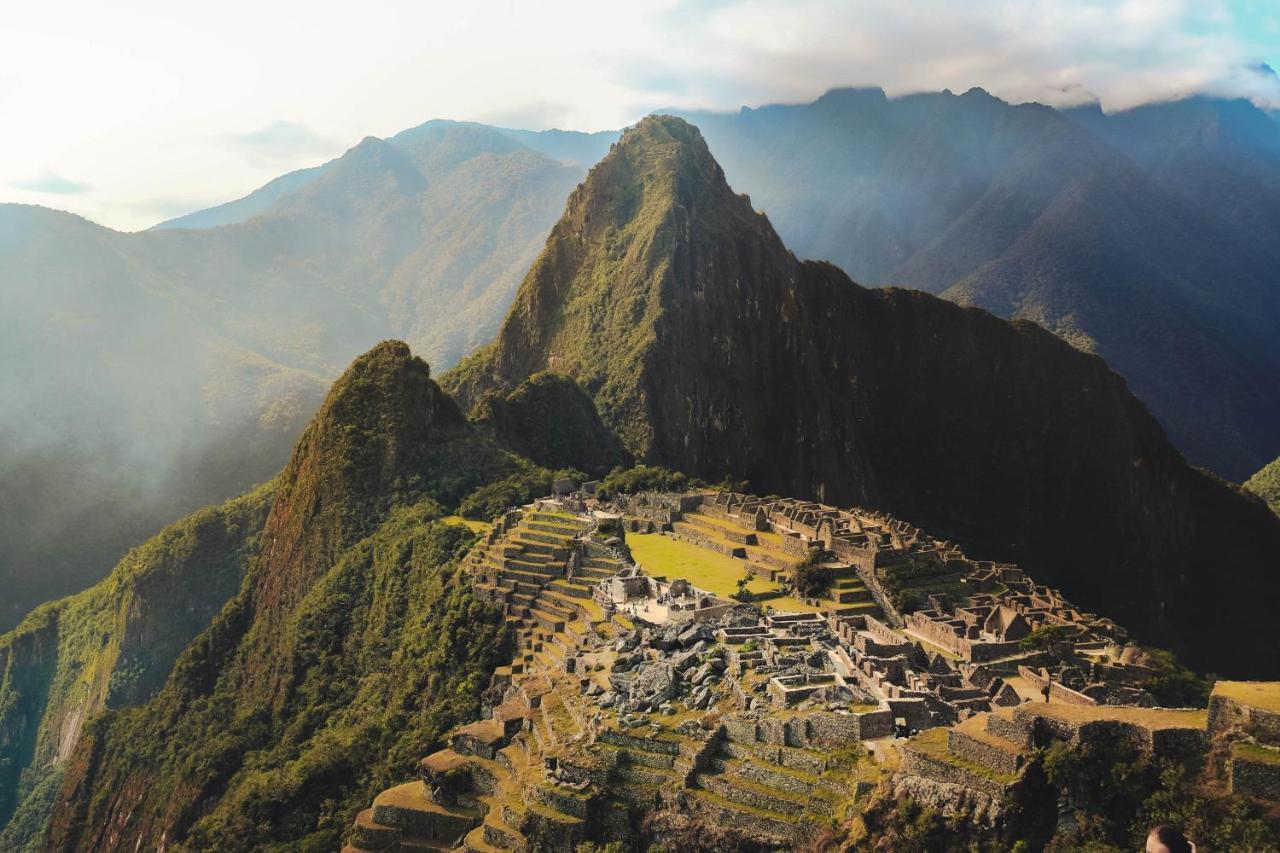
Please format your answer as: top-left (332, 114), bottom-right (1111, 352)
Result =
top-left (465, 507), bottom-right (625, 651)
top-left (344, 498), bottom-right (886, 851)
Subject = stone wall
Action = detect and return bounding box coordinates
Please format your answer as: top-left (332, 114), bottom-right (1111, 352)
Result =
top-left (947, 730), bottom-right (1023, 776)
top-left (1231, 747), bottom-right (1280, 801)
top-left (898, 744), bottom-right (1010, 801)
top-left (720, 710), bottom-right (875, 750)
top-left (1209, 693), bottom-right (1280, 743)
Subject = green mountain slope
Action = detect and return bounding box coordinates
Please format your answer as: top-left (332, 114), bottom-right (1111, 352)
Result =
top-left (0, 482), bottom-right (275, 850)
top-left (1245, 458), bottom-right (1280, 515)
top-left (39, 342), bottom-right (524, 851)
top-left (445, 115), bottom-right (1280, 677)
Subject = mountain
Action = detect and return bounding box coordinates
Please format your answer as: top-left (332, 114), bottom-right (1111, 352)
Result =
top-left (672, 88), bottom-right (1280, 481)
top-left (445, 115), bottom-right (1280, 677)
top-left (0, 204), bottom-right (325, 632)
top-left (36, 342), bottom-right (528, 851)
top-left (1246, 457), bottom-right (1280, 515)
top-left (0, 484), bottom-right (274, 849)
top-left (9, 89), bottom-right (1280, 635)
top-left (151, 123), bottom-right (615, 231)
top-left (1066, 96), bottom-right (1280, 251)
top-left (0, 121), bottom-right (586, 632)
top-left (151, 166), bottom-right (325, 230)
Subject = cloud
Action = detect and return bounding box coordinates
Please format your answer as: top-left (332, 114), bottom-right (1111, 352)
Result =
top-left (226, 120), bottom-right (341, 167)
top-left (5, 0), bottom-right (1277, 229)
top-left (621, 0), bottom-right (1280, 113)
top-left (476, 101), bottom-right (576, 132)
top-left (10, 170), bottom-right (92, 194)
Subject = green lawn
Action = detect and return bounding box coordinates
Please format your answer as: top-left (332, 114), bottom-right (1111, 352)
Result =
top-left (626, 533), bottom-right (824, 613)
top-left (1233, 740), bottom-right (1280, 765)
top-left (1213, 681), bottom-right (1280, 714)
top-left (441, 515), bottom-right (490, 534)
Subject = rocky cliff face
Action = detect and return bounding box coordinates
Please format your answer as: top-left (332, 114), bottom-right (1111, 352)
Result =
top-left (445, 116), bottom-right (1280, 677)
top-left (0, 484), bottom-right (273, 850)
top-left (41, 342), bottom-right (519, 852)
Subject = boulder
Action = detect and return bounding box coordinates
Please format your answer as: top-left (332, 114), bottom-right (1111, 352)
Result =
top-left (630, 662), bottom-right (678, 705)
top-left (671, 649), bottom-right (701, 674)
top-left (678, 623), bottom-right (713, 646)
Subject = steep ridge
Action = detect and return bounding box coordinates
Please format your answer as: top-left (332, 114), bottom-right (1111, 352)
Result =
top-left (0, 484), bottom-right (273, 849)
top-left (444, 115), bottom-right (1280, 677)
top-left (40, 343), bottom-right (523, 851)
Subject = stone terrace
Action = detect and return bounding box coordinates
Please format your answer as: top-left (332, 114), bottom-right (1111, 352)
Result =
top-left (342, 490), bottom-right (1280, 851)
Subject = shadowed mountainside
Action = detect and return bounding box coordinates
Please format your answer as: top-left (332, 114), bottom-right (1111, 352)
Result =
top-left (674, 88), bottom-right (1280, 481)
top-left (0, 483), bottom-right (275, 849)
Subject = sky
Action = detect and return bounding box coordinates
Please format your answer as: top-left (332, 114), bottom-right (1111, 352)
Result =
top-left (2, 0), bottom-right (1278, 231)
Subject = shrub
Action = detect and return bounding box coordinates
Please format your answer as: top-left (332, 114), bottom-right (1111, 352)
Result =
top-left (458, 471), bottom-right (552, 520)
top-left (1019, 624), bottom-right (1073, 652)
top-left (793, 554), bottom-right (831, 598)
top-left (595, 465), bottom-right (687, 500)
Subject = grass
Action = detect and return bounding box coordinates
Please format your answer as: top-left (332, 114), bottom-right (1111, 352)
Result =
top-left (907, 727), bottom-right (1019, 785)
top-left (1031, 703), bottom-right (1208, 729)
top-left (626, 533), bottom-right (773, 598)
top-left (627, 532), bottom-right (826, 614)
top-left (442, 515), bottom-right (491, 534)
top-left (1213, 681), bottom-right (1280, 714)
top-left (1233, 740), bottom-right (1280, 766)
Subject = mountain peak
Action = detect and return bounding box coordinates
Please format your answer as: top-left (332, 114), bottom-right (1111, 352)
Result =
top-left (247, 340), bottom-right (464, 692)
top-left (442, 115), bottom-right (784, 454)
top-left (611, 114), bottom-right (728, 190)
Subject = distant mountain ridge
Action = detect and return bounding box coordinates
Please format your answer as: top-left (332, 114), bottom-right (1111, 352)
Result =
top-left (152, 120), bottom-right (615, 231)
top-left (672, 87), bottom-right (1280, 481)
top-left (155, 89), bottom-right (1280, 480)
top-left (0, 121), bottom-right (595, 630)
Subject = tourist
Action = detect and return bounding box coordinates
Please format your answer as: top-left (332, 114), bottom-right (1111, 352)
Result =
top-left (1145, 825), bottom-right (1194, 853)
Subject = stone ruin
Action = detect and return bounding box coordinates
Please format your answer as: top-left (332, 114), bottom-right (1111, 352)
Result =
top-left (595, 565), bottom-right (736, 626)
top-left (340, 489), bottom-right (1280, 852)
